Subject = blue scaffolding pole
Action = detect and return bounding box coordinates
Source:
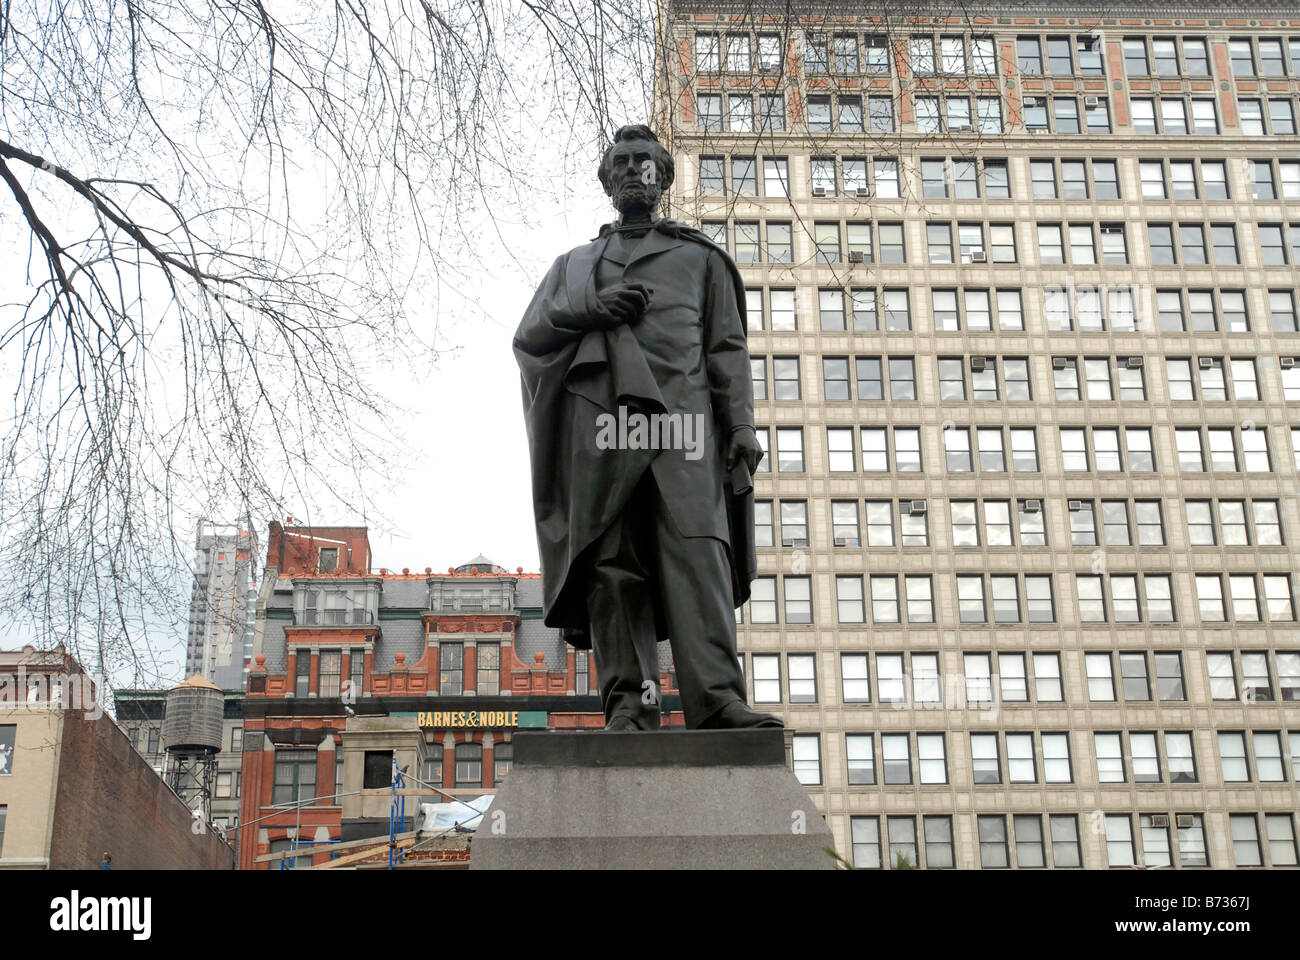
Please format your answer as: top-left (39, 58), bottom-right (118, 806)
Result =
top-left (389, 757), bottom-right (406, 870)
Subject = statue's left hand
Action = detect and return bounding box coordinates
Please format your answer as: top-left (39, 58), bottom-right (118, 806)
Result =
top-left (725, 426), bottom-right (763, 476)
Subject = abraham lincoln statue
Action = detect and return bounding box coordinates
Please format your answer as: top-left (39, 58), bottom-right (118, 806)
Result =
top-left (513, 124), bottom-right (781, 732)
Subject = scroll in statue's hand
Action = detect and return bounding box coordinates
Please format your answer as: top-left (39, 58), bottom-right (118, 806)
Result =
top-left (592, 282), bottom-right (651, 329)
top-left (725, 425), bottom-right (763, 476)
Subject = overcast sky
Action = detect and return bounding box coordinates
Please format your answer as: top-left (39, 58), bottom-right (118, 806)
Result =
top-left (359, 185), bottom-right (613, 578)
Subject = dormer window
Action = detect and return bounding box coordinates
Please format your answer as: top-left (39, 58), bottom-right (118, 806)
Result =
top-left (319, 548), bottom-right (339, 573)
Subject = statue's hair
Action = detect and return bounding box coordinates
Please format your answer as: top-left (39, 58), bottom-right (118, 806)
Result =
top-left (597, 124), bottom-right (675, 194)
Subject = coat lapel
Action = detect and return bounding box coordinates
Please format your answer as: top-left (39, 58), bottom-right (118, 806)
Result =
top-left (625, 228), bottom-right (683, 270)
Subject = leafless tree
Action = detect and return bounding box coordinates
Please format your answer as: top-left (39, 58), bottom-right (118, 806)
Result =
top-left (0, 0), bottom-right (663, 690)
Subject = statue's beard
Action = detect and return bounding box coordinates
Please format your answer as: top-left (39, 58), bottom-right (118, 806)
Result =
top-left (613, 182), bottom-right (661, 216)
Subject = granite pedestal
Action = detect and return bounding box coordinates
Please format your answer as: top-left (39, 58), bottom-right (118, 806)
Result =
top-left (471, 728), bottom-right (836, 870)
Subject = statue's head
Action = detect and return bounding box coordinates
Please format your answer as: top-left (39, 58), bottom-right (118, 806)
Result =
top-left (597, 124), bottom-right (674, 217)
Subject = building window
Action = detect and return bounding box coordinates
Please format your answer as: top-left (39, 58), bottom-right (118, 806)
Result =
top-left (319, 650), bottom-right (342, 698)
top-left (752, 654), bottom-right (780, 702)
top-left (877, 654), bottom-right (904, 703)
top-left (230, 726), bottom-right (243, 753)
top-left (792, 734), bottom-right (821, 785)
top-left (918, 733), bottom-right (947, 784)
top-left (841, 654), bottom-right (870, 703)
top-left (836, 576), bottom-right (865, 624)
top-left (477, 643), bottom-right (500, 696)
top-left (1155, 653), bottom-right (1185, 700)
top-left (1105, 815), bottom-right (1136, 867)
top-left (1266, 815), bottom-right (1299, 867)
top-left (851, 816), bottom-right (881, 869)
top-left (216, 772), bottom-right (234, 799)
top-left (1085, 652), bottom-right (1115, 700)
top-left (1230, 814), bottom-right (1262, 867)
top-left (421, 754), bottom-right (442, 790)
top-left (363, 750), bottom-right (393, 789)
top-left (575, 651), bottom-right (589, 696)
top-left (882, 733), bottom-right (911, 785)
top-left (494, 742), bottom-right (513, 786)
top-left (1042, 733), bottom-right (1072, 783)
top-left (295, 653), bottom-right (310, 697)
top-left (887, 817), bottom-right (917, 869)
top-left (970, 733), bottom-right (1000, 783)
top-left (348, 651), bottom-right (364, 698)
top-left (440, 643), bottom-right (464, 696)
top-left (788, 654), bottom-right (816, 703)
top-left (783, 576), bottom-right (812, 624)
top-left (0, 725), bottom-right (15, 774)
top-left (1218, 731), bottom-right (1249, 781)
top-left (822, 357), bottom-right (850, 400)
top-left (776, 428), bottom-right (804, 472)
top-left (978, 816), bottom-right (1010, 869)
top-left (273, 749), bottom-right (318, 805)
top-left (749, 578), bottom-right (777, 624)
top-left (1179, 815), bottom-right (1209, 867)
top-left (318, 548), bottom-right (338, 573)
top-left (455, 743), bottom-right (483, 787)
top-left (147, 727), bottom-right (160, 755)
top-left (924, 816), bottom-right (955, 869)
top-left (1255, 732), bottom-right (1285, 782)
top-left (846, 734), bottom-right (875, 785)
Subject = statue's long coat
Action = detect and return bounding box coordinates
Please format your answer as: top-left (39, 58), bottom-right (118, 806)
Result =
top-left (513, 219), bottom-right (757, 647)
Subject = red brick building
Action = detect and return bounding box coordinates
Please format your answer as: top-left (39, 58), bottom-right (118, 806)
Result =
top-left (237, 523), bottom-right (686, 869)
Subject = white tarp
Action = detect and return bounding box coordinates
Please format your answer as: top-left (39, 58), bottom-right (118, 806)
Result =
top-left (416, 794), bottom-right (494, 834)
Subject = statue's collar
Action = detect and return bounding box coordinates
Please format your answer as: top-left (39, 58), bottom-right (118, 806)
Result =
top-left (594, 217), bottom-right (683, 241)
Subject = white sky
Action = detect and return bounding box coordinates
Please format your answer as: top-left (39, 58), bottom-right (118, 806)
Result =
top-left (359, 186), bottom-right (614, 577)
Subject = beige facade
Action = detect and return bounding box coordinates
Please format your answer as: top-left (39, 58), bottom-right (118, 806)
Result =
top-left (660, 0), bottom-right (1300, 868)
top-left (0, 710), bottom-right (63, 868)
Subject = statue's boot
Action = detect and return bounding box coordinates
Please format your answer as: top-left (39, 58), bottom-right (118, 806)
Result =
top-left (604, 715), bottom-right (646, 732)
top-left (697, 701), bottom-right (784, 729)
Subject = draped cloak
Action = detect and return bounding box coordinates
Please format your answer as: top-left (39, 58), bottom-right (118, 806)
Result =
top-left (512, 218), bottom-right (757, 648)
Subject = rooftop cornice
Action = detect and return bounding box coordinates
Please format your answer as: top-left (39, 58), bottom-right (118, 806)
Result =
top-left (667, 1), bottom-right (1299, 20)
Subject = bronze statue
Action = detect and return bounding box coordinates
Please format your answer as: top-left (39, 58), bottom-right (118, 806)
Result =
top-left (514, 124), bottom-right (781, 731)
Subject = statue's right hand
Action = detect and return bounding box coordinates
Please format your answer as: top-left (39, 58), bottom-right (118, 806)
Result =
top-left (593, 282), bottom-right (651, 328)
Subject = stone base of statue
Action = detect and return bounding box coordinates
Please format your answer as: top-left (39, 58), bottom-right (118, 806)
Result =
top-left (470, 727), bottom-right (836, 870)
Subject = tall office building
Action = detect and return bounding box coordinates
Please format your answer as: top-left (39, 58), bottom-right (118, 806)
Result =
top-left (185, 522), bottom-right (259, 690)
top-left (659, 0), bottom-right (1300, 868)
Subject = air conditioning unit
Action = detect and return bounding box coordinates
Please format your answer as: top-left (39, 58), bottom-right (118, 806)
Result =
top-left (1149, 814), bottom-right (1170, 828)
top-left (782, 537), bottom-right (809, 548)
top-left (970, 249), bottom-right (988, 263)
top-left (970, 357), bottom-right (987, 372)
top-left (1023, 97), bottom-right (1040, 106)
top-left (1282, 357), bottom-right (1297, 369)
top-left (908, 499), bottom-right (928, 515)
top-left (1029, 127), bottom-right (1049, 133)
top-left (952, 123), bottom-right (972, 132)
top-left (1052, 357), bottom-right (1070, 370)
top-left (1085, 96), bottom-right (1100, 107)
top-left (855, 187), bottom-right (871, 198)
top-left (1126, 356), bottom-right (1144, 369)
top-left (1176, 814), bottom-right (1195, 829)
top-left (834, 536), bottom-right (849, 546)
top-left (1068, 499), bottom-right (1085, 511)
top-left (848, 250), bottom-right (865, 263)
top-left (1198, 357), bottom-right (1214, 369)
top-left (1023, 499), bottom-right (1043, 513)
top-left (812, 185), bottom-right (828, 197)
